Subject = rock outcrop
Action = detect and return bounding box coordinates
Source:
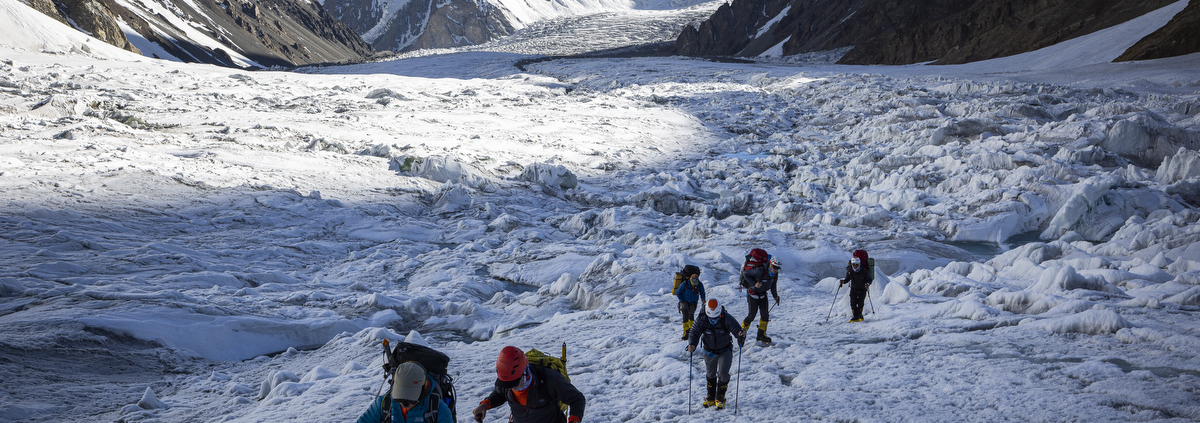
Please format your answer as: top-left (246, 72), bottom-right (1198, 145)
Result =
top-left (23, 0), bottom-right (374, 68)
top-left (325, 0), bottom-right (513, 53)
top-left (1116, 0), bottom-right (1200, 62)
top-left (667, 0), bottom-right (1183, 65)
top-left (20, 0), bottom-right (140, 53)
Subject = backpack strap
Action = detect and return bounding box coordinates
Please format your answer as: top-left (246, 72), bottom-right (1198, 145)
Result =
top-left (424, 378), bottom-right (442, 423)
top-left (532, 365), bottom-right (551, 402)
top-left (381, 390), bottom-right (392, 423)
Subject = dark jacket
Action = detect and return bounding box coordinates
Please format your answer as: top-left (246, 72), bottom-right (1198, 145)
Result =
top-left (743, 266), bottom-right (779, 299)
top-left (356, 376), bottom-right (453, 423)
top-left (675, 279), bottom-right (706, 304)
top-left (844, 264), bottom-right (873, 292)
top-left (483, 365), bottom-right (585, 423)
top-left (688, 308), bottom-right (745, 354)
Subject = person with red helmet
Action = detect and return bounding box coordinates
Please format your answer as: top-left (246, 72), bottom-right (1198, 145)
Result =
top-left (839, 250), bottom-right (873, 322)
top-left (685, 299), bottom-right (746, 410)
top-left (472, 346), bottom-right (585, 423)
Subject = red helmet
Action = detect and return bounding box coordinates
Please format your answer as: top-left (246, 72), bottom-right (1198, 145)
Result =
top-left (495, 346), bottom-right (528, 387)
top-left (748, 248), bottom-right (768, 265)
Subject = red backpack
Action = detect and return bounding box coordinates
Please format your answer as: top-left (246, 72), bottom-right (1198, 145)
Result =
top-left (851, 250), bottom-right (874, 278)
top-left (740, 248), bottom-right (769, 288)
top-left (745, 248), bottom-right (768, 269)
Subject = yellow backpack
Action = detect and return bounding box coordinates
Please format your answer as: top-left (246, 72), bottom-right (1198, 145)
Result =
top-left (525, 345), bottom-right (570, 413)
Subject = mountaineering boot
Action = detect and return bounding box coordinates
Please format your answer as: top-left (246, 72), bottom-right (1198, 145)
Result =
top-left (682, 321), bottom-right (693, 340)
top-left (757, 320), bottom-right (772, 344)
top-left (741, 319), bottom-right (751, 332)
top-left (716, 383), bottom-right (728, 410)
top-left (703, 377), bottom-right (716, 408)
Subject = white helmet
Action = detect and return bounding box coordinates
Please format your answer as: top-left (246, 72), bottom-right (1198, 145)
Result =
top-left (705, 299), bottom-right (721, 319)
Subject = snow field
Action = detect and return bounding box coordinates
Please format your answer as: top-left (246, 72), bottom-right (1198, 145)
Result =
top-left (3, 0), bottom-right (1200, 421)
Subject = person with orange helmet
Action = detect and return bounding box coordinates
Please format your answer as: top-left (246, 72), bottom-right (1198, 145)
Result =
top-left (685, 299), bottom-right (746, 410)
top-left (673, 264), bottom-right (706, 341)
top-left (472, 346), bottom-right (585, 423)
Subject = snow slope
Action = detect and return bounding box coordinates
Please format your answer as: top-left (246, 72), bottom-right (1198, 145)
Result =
top-left (1, 0), bottom-right (1199, 422)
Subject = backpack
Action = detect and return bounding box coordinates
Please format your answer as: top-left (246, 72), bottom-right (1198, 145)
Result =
top-left (525, 345), bottom-right (570, 413)
top-left (740, 249), bottom-right (769, 288)
top-left (850, 249), bottom-right (875, 279)
top-left (673, 265), bottom-right (701, 295)
top-left (381, 341), bottom-right (457, 423)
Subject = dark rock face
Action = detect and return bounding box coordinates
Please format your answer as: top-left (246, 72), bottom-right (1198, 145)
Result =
top-left (669, 0), bottom-right (1184, 65)
top-left (1116, 0), bottom-right (1200, 62)
top-left (325, 0), bottom-right (512, 52)
top-left (24, 0), bottom-right (373, 68)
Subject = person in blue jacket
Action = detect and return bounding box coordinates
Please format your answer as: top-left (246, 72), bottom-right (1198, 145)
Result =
top-left (357, 361), bottom-right (453, 423)
top-left (674, 265), bottom-right (706, 340)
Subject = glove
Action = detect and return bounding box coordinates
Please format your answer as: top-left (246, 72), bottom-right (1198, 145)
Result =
top-left (686, 344), bottom-right (695, 353)
top-left (473, 400), bottom-right (491, 422)
top-left (568, 416), bottom-right (582, 423)
top-left (838, 279), bottom-right (846, 285)
top-left (774, 296), bottom-right (781, 305)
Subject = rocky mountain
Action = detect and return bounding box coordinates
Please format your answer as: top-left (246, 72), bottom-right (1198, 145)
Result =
top-left (667, 0), bottom-right (1199, 65)
top-left (1116, 0), bottom-right (1200, 62)
top-left (19, 0), bottom-right (374, 68)
top-left (324, 0), bottom-right (514, 53)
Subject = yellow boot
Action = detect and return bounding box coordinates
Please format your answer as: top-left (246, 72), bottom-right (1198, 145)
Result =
top-left (756, 320), bottom-right (772, 344)
top-left (681, 321), bottom-right (693, 340)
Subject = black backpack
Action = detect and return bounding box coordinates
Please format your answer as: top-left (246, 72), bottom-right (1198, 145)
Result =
top-left (381, 341), bottom-right (457, 423)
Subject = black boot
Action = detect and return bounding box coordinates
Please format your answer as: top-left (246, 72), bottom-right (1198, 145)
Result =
top-left (703, 377), bottom-right (716, 407)
top-left (757, 328), bottom-right (772, 344)
top-left (716, 383), bottom-right (728, 410)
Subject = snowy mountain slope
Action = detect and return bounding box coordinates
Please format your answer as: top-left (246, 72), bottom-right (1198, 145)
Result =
top-left (324, 0), bottom-right (717, 52)
top-left (1, 0), bottom-right (143, 59)
top-left (2, 1), bottom-right (1200, 422)
top-left (16, 0), bottom-right (374, 68)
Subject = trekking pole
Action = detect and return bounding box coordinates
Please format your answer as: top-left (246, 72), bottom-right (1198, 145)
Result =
top-left (688, 350), bottom-right (693, 415)
top-left (825, 284), bottom-right (842, 322)
top-left (867, 289), bottom-right (876, 315)
top-left (734, 345), bottom-right (742, 415)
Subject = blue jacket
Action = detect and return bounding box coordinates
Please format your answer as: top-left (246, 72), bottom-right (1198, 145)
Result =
top-left (356, 378), bottom-right (453, 423)
top-left (675, 279), bottom-right (706, 303)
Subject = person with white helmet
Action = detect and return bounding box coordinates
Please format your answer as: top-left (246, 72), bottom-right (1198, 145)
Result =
top-left (740, 249), bottom-right (782, 344)
top-left (839, 250), bottom-right (873, 322)
top-left (685, 299), bottom-right (746, 410)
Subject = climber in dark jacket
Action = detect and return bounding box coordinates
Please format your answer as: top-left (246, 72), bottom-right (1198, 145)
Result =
top-left (686, 299), bottom-right (746, 410)
top-left (840, 254), bottom-right (873, 322)
top-left (473, 346), bottom-right (585, 423)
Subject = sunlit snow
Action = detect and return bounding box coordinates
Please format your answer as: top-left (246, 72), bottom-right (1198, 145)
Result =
top-left (1, 0), bottom-right (1199, 421)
